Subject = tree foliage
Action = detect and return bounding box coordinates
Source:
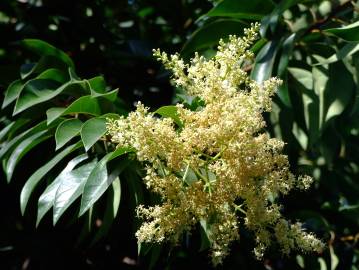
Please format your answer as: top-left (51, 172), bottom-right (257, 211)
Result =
top-left (0, 0), bottom-right (358, 269)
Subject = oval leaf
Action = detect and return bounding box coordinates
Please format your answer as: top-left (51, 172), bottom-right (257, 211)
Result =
top-left (55, 118), bottom-right (83, 150)
top-left (81, 118), bottom-right (107, 151)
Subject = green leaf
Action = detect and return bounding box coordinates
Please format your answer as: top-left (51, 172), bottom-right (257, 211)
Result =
top-left (313, 43), bottom-right (359, 66)
top-left (47, 90), bottom-right (119, 124)
top-left (80, 117), bottom-right (107, 151)
top-left (154, 105), bottom-right (183, 127)
top-left (181, 19), bottom-right (247, 59)
top-left (55, 118), bottom-right (83, 150)
top-left (20, 142), bottom-right (82, 215)
top-left (88, 76), bottom-right (106, 94)
top-left (0, 122), bottom-right (15, 142)
top-left (2, 79), bottom-right (23, 109)
top-left (46, 108), bottom-right (66, 125)
top-left (19, 55), bottom-right (70, 80)
top-left (0, 120), bottom-right (53, 160)
top-left (324, 61), bottom-right (355, 122)
top-left (53, 158), bottom-right (98, 225)
top-left (36, 68), bottom-right (69, 83)
top-left (260, 0), bottom-right (302, 37)
top-left (5, 130), bottom-right (50, 183)
top-left (21, 39), bottom-right (75, 69)
top-left (277, 34), bottom-right (296, 107)
top-left (36, 154), bottom-right (89, 226)
top-left (324, 20), bottom-right (359, 42)
top-left (79, 148), bottom-right (131, 216)
top-left (251, 40), bottom-right (279, 83)
top-left (13, 78), bottom-right (87, 116)
top-left (91, 177), bottom-right (121, 245)
top-left (206, 0), bottom-right (274, 20)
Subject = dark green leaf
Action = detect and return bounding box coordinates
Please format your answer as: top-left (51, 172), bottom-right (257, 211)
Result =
top-left (313, 43), bottom-right (359, 66)
top-left (55, 118), bottom-right (83, 150)
top-left (2, 79), bottom-right (23, 109)
top-left (154, 105), bottom-right (183, 127)
top-left (13, 78), bottom-right (87, 116)
top-left (324, 21), bottom-right (359, 42)
top-left (206, 0), bottom-right (274, 20)
top-left (20, 142), bottom-right (82, 215)
top-left (88, 76), bottom-right (106, 94)
top-left (79, 148), bottom-right (131, 216)
top-left (47, 90), bottom-right (119, 124)
top-left (181, 19), bottom-right (247, 59)
top-left (36, 154), bottom-right (89, 226)
top-left (80, 118), bottom-right (107, 151)
top-left (91, 177), bottom-right (121, 245)
top-left (53, 159), bottom-right (98, 225)
top-left (251, 40), bottom-right (279, 82)
top-left (5, 130), bottom-right (50, 183)
top-left (21, 39), bottom-right (75, 69)
top-left (0, 120), bottom-right (54, 160)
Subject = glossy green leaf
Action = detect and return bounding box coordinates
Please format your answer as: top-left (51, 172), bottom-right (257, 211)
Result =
top-left (88, 76), bottom-right (106, 94)
top-left (0, 120), bottom-right (50, 160)
top-left (91, 177), bottom-right (121, 245)
top-left (53, 159), bottom-right (98, 225)
top-left (80, 117), bottom-right (107, 151)
top-left (181, 19), bottom-right (246, 59)
top-left (0, 122), bottom-right (15, 142)
top-left (79, 148), bottom-right (131, 216)
top-left (260, 0), bottom-right (302, 37)
top-left (251, 40), bottom-right (279, 83)
top-left (36, 154), bottom-right (89, 226)
top-left (19, 55), bottom-right (69, 80)
top-left (20, 142), bottom-right (82, 215)
top-left (324, 62), bottom-right (355, 122)
top-left (2, 79), bottom-right (23, 109)
top-left (154, 105), bottom-right (183, 127)
top-left (5, 130), bottom-right (50, 183)
top-left (21, 39), bottom-right (75, 69)
top-left (46, 108), bottom-right (66, 125)
top-left (13, 79), bottom-right (87, 116)
top-left (47, 89), bottom-right (118, 124)
top-left (36, 68), bottom-right (69, 83)
top-left (55, 118), bottom-right (83, 150)
top-left (206, 0), bottom-right (274, 20)
top-left (324, 20), bottom-right (359, 41)
top-left (313, 43), bottom-right (359, 66)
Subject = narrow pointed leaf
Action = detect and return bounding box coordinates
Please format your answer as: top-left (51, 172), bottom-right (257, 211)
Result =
top-left (6, 130), bottom-right (50, 183)
top-left (79, 148), bottom-right (131, 216)
top-left (0, 120), bottom-right (51, 160)
top-left (251, 40), bottom-right (279, 83)
top-left (53, 159), bottom-right (97, 225)
top-left (91, 177), bottom-right (121, 245)
top-left (324, 20), bottom-right (359, 42)
top-left (36, 154), bottom-right (89, 226)
top-left (13, 79), bottom-right (87, 116)
top-left (2, 79), bottom-right (24, 109)
top-left (21, 39), bottom-right (75, 69)
top-left (20, 142), bottom-right (82, 215)
top-left (46, 90), bottom-right (118, 125)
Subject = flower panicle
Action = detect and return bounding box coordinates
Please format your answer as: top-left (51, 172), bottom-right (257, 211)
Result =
top-left (107, 23), bottom-right (323, 266)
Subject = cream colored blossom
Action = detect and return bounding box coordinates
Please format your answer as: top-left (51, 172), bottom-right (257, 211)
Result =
top-left (107, 23), bottom-right (323, 265)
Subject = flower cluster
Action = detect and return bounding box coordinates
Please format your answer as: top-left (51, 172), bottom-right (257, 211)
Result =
top-left (107, 23), bottom-right (323, 265)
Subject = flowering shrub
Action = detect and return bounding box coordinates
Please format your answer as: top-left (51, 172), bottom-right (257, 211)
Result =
top-left (107, 23), bottom-right (323, 265)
